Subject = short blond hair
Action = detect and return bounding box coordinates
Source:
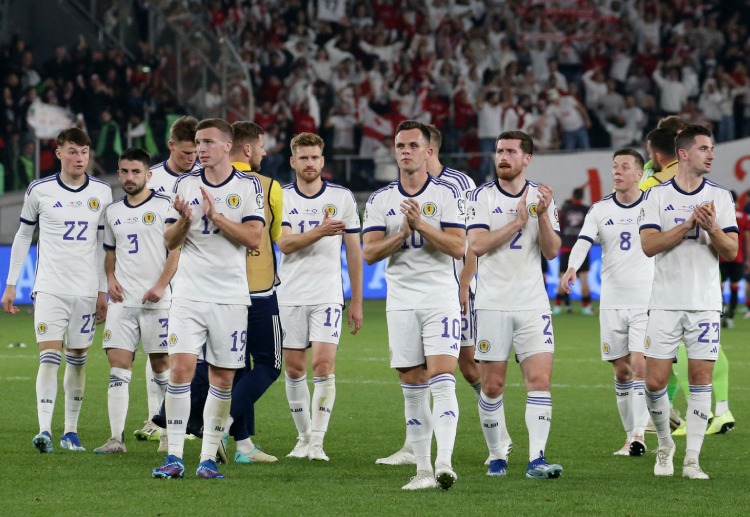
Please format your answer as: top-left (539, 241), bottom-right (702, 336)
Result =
top-left (290, 132), bottom-right (325, 155)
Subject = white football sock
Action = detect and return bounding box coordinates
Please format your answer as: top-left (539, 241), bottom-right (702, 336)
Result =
top-left (36, 350), bottom-right (61, 434)
top-left (285, 374), bottom-right (311, 438)
top-left (402, 383), bottom-right (432, 473)
top-left (63, 351), bottom-right (87, 434)
top-left (614, 379), bottom-right (633, 437)
top-left (645, 387), bottom-right (673, 449)
top-left (165, 382), bottom-right (191, 458)
top-left (631, 379), bottom-right (648, 438)
top-left (430, 373), bottom-right (458, 467)
top-left (478, 391), bottom-right (506, 460)
top-left (526, 391), bottom-right (552, 461)
top-left (685, 384), bottom-right (712, 463)
top-left (311, 374), bottom-right (336, 443)
top-left (200, 385), bottom-right (232, 463)
top-left (108, 367), bottom-right (132, 439)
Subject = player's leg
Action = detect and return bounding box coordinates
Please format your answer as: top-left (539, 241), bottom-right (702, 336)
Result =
top-left (136, 313), bottom-right (169, 441)
top-left (94, 304), bottom-right (137, 453)
top-left (60, 294), bottom-right (98, 451)
top-left (516, 309), bottom-right (562, 479)
top-left (458, 299), bottom-right (481, 395)
top-left (601, 309), bottom-right (633, 455)
top-left (281, 305), bottom-right (312, 458)
top-left (681, 311), bottom-right (719, 479)
top-left (389, 310), bottom-right (433, 490)
top-left (424, 308), bottom-right (461, 490)
top-left (152, 298), bottom-right (204, 478)
top-left (195, 304), bottom-right (245, 479)
top-left (305, 304), bottom-right (343, 461)
top-left (644, 310), bottom-right (680, 476)
top-left (229, 297), bottom-right (281, 463)
top-left (627, 309), bottom-right (648, 455)
top-left (553, 254), bottom-right (570, 315)
top-left (707, 347), bottom-right (733, 434)
top-left (475, 309), bottom-right (513, 476)
top-left (578, 261), bottom-right (592, 315)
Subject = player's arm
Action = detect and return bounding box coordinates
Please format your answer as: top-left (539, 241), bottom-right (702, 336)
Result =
top-left (362, 220), bottom-right (411, 264)
top-left (401, 198), bottom-right (465, 259)
top-left (269, 180), bottom-right (284, 243)
top-left (276, 213), bottom-right (345, 254)
top-left (469, 187), bottom-right (529, 257)
top-left (459, 247), bottom-right (477, 315)
top-left (165, 194), bottom-right (192, 250)
top-left (105, 248), bottom-right (124, 303)
top-left (640, 216), bottom-right (697, 257)
top-left (1, 222), bottom-right (35, 314)
top-left (694, 203), bottom-right (738, 261)
top-left (343, 232), bottom-right (364, 334)
top-left (536, 185), bottom-right (561, 260)
top-left (142, 248), bottom-right (180, 304)
top-left (96, 225), bottom-right (108, 323)
top-left (561, 238), bottom-right (593, 294)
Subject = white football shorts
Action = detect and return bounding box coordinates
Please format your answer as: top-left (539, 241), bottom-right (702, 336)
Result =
top-left (386, 307), bottom-right (461, 368)
top-left (475, 308), bottom-right (554, 363)
top-left (33, 292), bottom-right (97, 349)
top-left (599, 308), bottom-right (647, 361)
top-left (644, 310), bottom-right (721, 361)
top-left (280, 304), bottom-right (343, 349)
top-left (102, 303), bottom-right (170, 355)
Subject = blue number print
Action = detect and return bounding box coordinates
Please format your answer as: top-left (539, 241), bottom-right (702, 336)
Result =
top-left (127, 234), bottom-right (139, 254)
top-left (674, 218), bottom-right (699, 240)
top-left (201, 215), bottom-right (220, 235)
top-left (63, 221), bottom-right (89, 241)
top-left (510, 230), bottom-right (522, 249)
top-left (158, 318), bottom-right (168, 339)
top-left (620, 232), bottom-right (631, 250)
top-left (697, 322), bottom-right (719, 343)
top-left (323, 307), bottom-right (342, 327)
top-left (542, 314), bottom-right (552, 335)
top-left (80, 313), bottom-right (96, 334)
top-left (230, 330), bottom-right (247, 352)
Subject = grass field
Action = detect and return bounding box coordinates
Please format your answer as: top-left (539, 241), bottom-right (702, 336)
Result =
top-left (1, 299), bottom-right (748, 516)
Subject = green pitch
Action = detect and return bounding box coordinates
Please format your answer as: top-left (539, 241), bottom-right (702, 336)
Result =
top-left (0, 300), bottom-right (747, 516)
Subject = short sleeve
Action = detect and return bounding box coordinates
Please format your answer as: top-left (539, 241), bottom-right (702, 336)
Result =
top-left (362, 193), bottom-right (385, 233)
top-left (19, 188), bottom-right (40, 225)
top-left (343, 191), bottom-right (361, 233)
top-left (467, 188), bottom-right (489, 231)
top-left (717, 190), bottom-right (739, 233)
top-left (577, 204), bottom-right (600, 244)
top-left (103, 208), bottom-right (115, 249)
top-left (638, 189), bottom-right (661, 231)
top-left (241, 178), bottom-right (266, 225)
top-left (440, 186), bottom-right (465, 229)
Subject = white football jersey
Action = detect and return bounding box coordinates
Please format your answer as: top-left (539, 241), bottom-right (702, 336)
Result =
top-left (363, 175), bottom-right (466, 310)
top-left (438, 166), bottom-right (477, 289)
top-left (639, 178), bottom-right (738, 311)
top-left (103, 191), bottom-right (172, 308)
top-left (578, 193), bottom-right (653, 309)
top-left (20, 174), bottom-right (112, 297)
top-left (147, 160), bottom-right (201, 199)
top-left (166, 169), bottom-right (265, 305)
top-left (277, 181), bottom-right (361, 306)
top-left (467, 179), bottom-right (560, 311)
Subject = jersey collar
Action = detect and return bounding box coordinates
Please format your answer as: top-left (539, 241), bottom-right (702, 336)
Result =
top-left (671, 177), bottom-right (706, 196)
top-left (294, 180), bottom-right (327, 199)
top-left (398, 175), bottom-right (431, 197)
top-left (56, 172), bottom-right (90, 193)
top-left (124, 189), bottom-right (155, 208)
top-left (495, 178), bottom-right (528, 198)
top-left (613, 191), bottom-right (644, 208)
top-left (201, 168), bottom-right (237, 188)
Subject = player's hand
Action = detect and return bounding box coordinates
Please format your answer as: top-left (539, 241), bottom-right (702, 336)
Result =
top-left (200, 186), bottom-right (218, 221)
top-left (400, 198), bottom-right (422, 231)
top-left (1, 285), bottom-right (18, 314)
top-left (142, 285), bottom-right (165, 304)
top-left (459, 283), bottom-right (470, 315)
top-left (516, 186), bottom-right (530, 227)
top-left (96, 292), bottom-right (108, 324)
top-left (173, 195), bottom-right (193, 222)
top-left (316, 213), bottom-right (346, 237)
top-left (348, 300), bottom-right (363, 335)
top-left (107, 276), bottom-right (124, 303)
top-left (400, 215), bottom-right (413, 240)
top-left (694, 201), bottom-right (716, 232)
top-left (560, 267), bottom-right (577, 295)
top-left (537, 184), bottom-right (554, 214)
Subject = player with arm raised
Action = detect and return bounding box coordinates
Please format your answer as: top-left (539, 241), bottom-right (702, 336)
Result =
top-left (93, 148), bottom-right (178, 454)
top-left (560, 148), bottom-right (653, 457)
top-left (639, 125), bottom-right (738, 479)
top-left (277, 132), bottom-right (363, 462)
top-left (151, 118), bottom-right (265, 479)
top-left (2, 128), bottom-right (112, 453)
top-left (363, 121), bottom-right (465, 490)
top-left (467, 130), bottom-right (563, 479)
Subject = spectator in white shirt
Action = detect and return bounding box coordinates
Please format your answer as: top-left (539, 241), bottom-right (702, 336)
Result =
top-left (652, 62), bottom-right (689, 115)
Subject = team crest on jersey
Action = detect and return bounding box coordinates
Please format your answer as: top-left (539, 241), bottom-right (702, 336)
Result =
top-left (226, 194), bottom-right (242, 209)
top-left (477, 340), bottom-right (491, 353)
top-left (644, 336), bottom-right (651, 349)
top-left (323, 204), bottom-right (337, 217)
top-left (103, 330), bottom-right (112, 341)
top-left (528, 203), bottom-right (539, 217)
top-left (422, 202), bottom-right (437, 217)
top-left (88, 197), bottom-right (101, 211)
top-left (36, 323), bottom-right (48, 335)
top-left (142, 212), bottom-right (156, 225)
top-left (168, 334), bottom-right (178, 347)
top-left (602, 342), bottom-right (610, 355)
top-left (256, 193), bottom-right (265, 209)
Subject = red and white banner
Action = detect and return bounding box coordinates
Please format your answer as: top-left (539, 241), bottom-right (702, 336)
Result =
top-left (359, 105), bottom-right (394, 156)
top-left (26, 100), bottom-right (74, 140)
top-left (524, 138), bottom-right (750, 206)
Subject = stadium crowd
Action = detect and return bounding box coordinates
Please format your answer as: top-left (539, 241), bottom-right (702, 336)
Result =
top-left (2, 0), bottom-right (750, 192)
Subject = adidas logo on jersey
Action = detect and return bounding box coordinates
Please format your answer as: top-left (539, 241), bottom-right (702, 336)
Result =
top-left (53, 201), bottom-right (63, 208)
top-left (114, 219), bottom-right (121, 226)
top-left (289, 208), bottom-right (299, 214)
top-left (156, 186), bottom-right (165, 193)
top-left (493, 207), bottom-right (503, 214)
top-left (386, 208), bottom-right (397, 216)
top-left (190, 198), bottom-right (200, 205)
top-left (605, 219), bottom-right (614, 225)
top-left (406, 419), bottom-right (422, 426)
top-left (331, 331), bottom-right (339, 337)
top-left (440, 411), bottom-right (456, 418)
top-left (664, 204), bottom-right (675, 211)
